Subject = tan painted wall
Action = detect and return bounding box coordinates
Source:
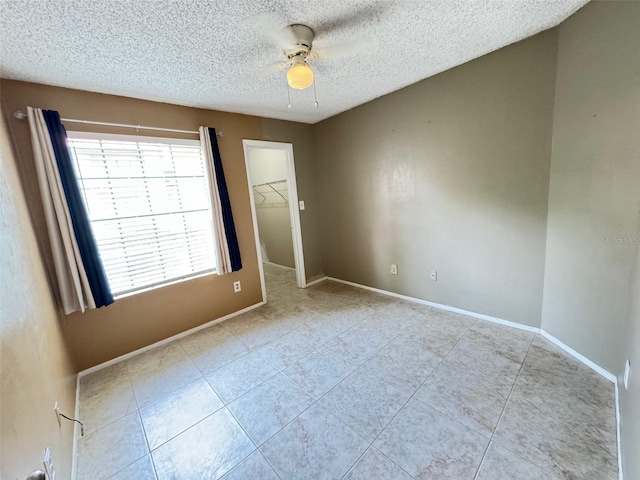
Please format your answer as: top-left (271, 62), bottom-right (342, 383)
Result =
top-left (541, 1), bottom-right (640, 374)
top-left (256, 208), bottom-right (295, 268)
top-left (0, 80), bottom-right (265, 370)
top-left (1, 111), bottom-right (77, 480)
top-left (314, 30), bottom-right (558, 327)
top-left (262, 119), bottom-right (324, 281)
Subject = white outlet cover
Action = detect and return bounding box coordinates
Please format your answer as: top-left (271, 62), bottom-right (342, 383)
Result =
top-left (390, 264), bottom-right (398, 275)
top-left (233, 281), bottom-right (241, 292)
top-left (299, 201), bottom-right (305, 211)
top-left (623, 360), bottom-right (631, 390)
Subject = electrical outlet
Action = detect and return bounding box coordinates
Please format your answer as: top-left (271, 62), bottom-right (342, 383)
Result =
top-left (299, 200), bottom-right (305, 211)
top-left (233, 280), bottom-right (241, 293)
top-left (624, 359), bottom-right (631, 390)
top-left (430, 270), bottom-right (438, 282)
top-left (390, 264), bottom-right (398, 275)
top-left (53, 402), bottom-right (61, 426)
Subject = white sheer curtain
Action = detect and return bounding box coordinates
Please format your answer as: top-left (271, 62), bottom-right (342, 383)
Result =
top-left (27, 107), bottom-right (95, 313)
top-left (199, 126), bottom-right (242, 274)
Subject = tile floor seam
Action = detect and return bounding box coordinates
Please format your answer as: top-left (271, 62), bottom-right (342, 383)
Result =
top-left (341, 316), bottom-right (482, 478)
top-left (96, 411), bottom-right (149, 480)
top-left (471, 334), bottom-right (536, 480)
top-left (517, 356), bottom-right (619, 433)
top-left (102, 451), bottom-right (149, 480)
top-left (338, 443), bottom-right (415, 480)
top-left (144, 405), bottom-right (230, 453)
top-left (222, 374), bottom-right (311, 449)
top-left (485, 333), bottom-right (584, 480)
top-left (178, 335), bottom-right (242, 377)
top-left (78, 375), bottom-right (138, 436)
top-left (252, 449), bottom-right (285, 480)
top-left (253, 327), bottom-right (339, 374)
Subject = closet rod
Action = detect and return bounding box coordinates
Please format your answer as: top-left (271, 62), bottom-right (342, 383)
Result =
top-left (12, 110), bottom-right (223, 137)
top-left (253, 179), bottom-right (286, 188)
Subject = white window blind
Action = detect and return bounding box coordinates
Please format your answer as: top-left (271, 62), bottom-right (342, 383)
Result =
top-left (67, 132), bottom-right (216, 296)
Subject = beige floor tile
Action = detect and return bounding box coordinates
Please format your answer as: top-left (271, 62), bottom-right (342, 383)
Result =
top-left (373, 398), bottom-right (488, 479)
top-left (344, 447), bottom-right (412, 480)
top-left (77, 411), bottom-right (148, 480)
top-left (476, 443), bottom-right (560, 480)
top-left (107, 454), bottom-right (156, 480)
top-left (140, 377), bottom-right (224, 449)
top-left (206, 351), bottom-right (278, 403)
top-left (220, 450), bottom-right (279, 480)
top-left (320, 362), bottom-right (410, 442)
top-left (260, 403), bottom-right (369, 480)
top-left (228, 373), bottom-right (314, 445)
top-left (152, 408), bottom-right (255, 480)
top-left (283, 336), bottom-right (368, 398)
top-left (80, 362), bottom-right (137, 434)
top-left (127, 342), bottom-right (202, 408)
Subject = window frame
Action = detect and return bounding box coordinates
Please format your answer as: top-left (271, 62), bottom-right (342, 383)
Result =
top-left (66, 130), bottom-right (217, 298)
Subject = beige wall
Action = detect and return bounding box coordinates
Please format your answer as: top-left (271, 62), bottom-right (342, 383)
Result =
top-left (262, 119), bottom-right (324, 281)
top-left (0, 80), bottom-right (268, 370)
top-left (541, 1), bottom-right (640, 374)
top-left (256, 208), bottom-right (295, 268)
top-left (1, 111), bottom-right (77, 480)
top-left (314, 30), bottom-right (558, 327)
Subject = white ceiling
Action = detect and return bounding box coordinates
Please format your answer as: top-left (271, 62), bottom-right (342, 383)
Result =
top-left (0, 0), bottom-right (588, 124)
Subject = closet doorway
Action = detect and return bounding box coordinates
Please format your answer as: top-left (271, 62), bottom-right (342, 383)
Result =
top-left (242, 140), bottom-right (306, 299)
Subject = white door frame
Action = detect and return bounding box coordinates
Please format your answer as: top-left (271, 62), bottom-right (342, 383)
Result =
top-left (242, 139), bottom-right (307, 297)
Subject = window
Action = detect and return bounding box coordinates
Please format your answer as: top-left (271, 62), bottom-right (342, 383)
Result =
top-left (67, 132), bottom-right (216, 296)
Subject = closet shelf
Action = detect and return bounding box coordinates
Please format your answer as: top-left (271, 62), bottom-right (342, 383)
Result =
top-left (253, 179), bottom-right (288, 207)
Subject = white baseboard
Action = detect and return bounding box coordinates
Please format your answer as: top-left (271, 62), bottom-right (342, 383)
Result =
top-left (263, 261), bottom-right (295, 271)
top-left (304, 276), bottom-right (327, 287)
top-left (539, 329), bottom-right (616, 383)
top-left (326, 276), bottom-right (539, 333)
top-left (615, 380), bottom-right (624, 480)
top-left (78, 301), bottom-right (266, 377)
top-left (324, 277), bottom-right (620, 384)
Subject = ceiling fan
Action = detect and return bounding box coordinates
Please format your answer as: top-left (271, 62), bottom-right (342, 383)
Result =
top-left (255, 14), bottom-right (379, 91)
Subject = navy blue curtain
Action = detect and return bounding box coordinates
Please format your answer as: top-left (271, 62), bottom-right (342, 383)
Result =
top-left (42, 110), bottom-right (114, 308)
top-left (207, 128), bottom-right (242, 271)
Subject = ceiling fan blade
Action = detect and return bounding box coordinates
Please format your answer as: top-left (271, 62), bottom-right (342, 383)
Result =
top-left (309, 37), bottom-right (379, 61)
top-left (267, 60), bottom-right (289, 73)
top-left (314, 4), bottom-right (387, 36)
top-left (252, 13), bottom-right (298, 50)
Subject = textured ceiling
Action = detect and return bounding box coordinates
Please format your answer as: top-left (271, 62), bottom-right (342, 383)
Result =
top-left (0, 0), bottom-right (588, 124)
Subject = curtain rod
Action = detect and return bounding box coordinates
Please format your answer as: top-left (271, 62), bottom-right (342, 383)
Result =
top-left (12, 110), bottom-right (223, 137)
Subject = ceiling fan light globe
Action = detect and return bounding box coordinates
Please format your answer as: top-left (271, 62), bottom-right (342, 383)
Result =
top-left (287, 63), bottom-right (314, 90)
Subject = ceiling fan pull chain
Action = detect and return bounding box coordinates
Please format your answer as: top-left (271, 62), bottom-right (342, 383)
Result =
top-left (313, 79), bottom-right (319, 109)
top-left (287, 85), bottom-right (292, 109)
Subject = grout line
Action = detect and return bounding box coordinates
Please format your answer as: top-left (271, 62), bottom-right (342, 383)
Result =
top-left (474, 334), bottom-right (566, 480)
top-left (336, 317), bottom-right (481, 478)
top-left (471, 335), bottom-right (535, 480)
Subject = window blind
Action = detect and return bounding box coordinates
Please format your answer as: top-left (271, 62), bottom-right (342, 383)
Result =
top-left (67, 133), bottom-right (216, 296)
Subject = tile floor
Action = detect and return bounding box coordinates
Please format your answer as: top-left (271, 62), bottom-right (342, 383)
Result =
top-left (76, 263), bottom-right (618, 480)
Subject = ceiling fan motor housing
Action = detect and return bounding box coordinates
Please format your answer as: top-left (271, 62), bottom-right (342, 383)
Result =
top-left (283, 24), bottom-right (314, 59)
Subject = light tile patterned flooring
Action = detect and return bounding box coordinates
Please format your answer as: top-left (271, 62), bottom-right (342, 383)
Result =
top-left (77, 264), bottom-right (618, 480)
